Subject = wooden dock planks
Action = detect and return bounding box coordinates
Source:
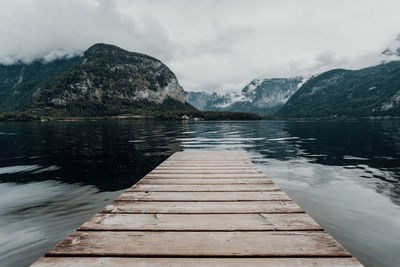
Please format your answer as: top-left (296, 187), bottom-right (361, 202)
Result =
top-left (32, 151), bottom-right (362, 266)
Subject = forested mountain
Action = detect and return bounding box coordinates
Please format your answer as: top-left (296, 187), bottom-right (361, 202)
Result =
top-left (277, 61), bottom-right (400, 118)
top-left (0, 43), bottom-right (194, 118)
top-left (0, 44), bottom-right (263, 121)
top-left (0, 56), bottom-right (82, 113)
top-left (3, 42), bottom-right (400, 120)
top-left (32, 43), bottom-right (194, 116)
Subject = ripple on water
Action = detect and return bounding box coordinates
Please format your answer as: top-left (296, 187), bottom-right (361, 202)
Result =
top-left (0, 165), bottom-right (42, 175)
top-left (343, 155), bottom-right (369, 161)
top-left (0, 120), bottom-right (399, 267)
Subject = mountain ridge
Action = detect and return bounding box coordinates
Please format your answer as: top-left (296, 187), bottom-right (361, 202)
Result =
top-left (32, 43), bottom-right (193, 117)
top-left (2, 40), bottom-right (400, 120)
top-left (0, 56), bottom-right (82, 113)
top-left (0, 43), bottom-right (195, 117)
top-left (0, 43), bottom-right (262, 121)
top-left (189, 77), bottom-right (304, 116)
top-left (277, 61), bottom-right (400, 117)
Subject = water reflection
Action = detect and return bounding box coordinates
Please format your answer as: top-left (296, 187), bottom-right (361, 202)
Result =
top-left (180, 121), bottom-right (400, 267)
top-left (181, 121), bottom-right (400, 206)
top-left (282, 121), bottom-right (400, 205)
top-left (0, 181), bottom-right (121, 267)
top-left (0, 120), bottom-right (399, 267)
top-left (0, 121), bottom-right (186, 191)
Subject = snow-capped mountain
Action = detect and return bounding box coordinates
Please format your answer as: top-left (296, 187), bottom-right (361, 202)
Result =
top-left (188, 91), bottom-right (237, 111)
top-left (189, 77), bottom-right (305, 115)
top-left (382, 34), bottom-right (400, 57)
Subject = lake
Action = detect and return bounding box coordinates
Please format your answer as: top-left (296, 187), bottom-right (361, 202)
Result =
top-left (0, 120), bottom-right (399, 267)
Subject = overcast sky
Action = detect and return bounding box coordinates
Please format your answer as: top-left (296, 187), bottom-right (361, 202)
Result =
top-left (1, 0), bottom-right (400, 92)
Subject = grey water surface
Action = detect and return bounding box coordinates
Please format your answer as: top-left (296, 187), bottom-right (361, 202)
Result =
top-left (0, 120), bottom-right (399, 267)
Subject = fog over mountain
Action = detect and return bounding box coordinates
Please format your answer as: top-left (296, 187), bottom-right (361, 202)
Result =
top-left (382, 34), bottom-right (400, 57)
top-left (189, 77), bottom-right (305, 115)
top-left (188, 35), bottom-right (400, 116)
top-left (1, 0), bottom-right (400, 93)
top-left (0, 44), bottom-right (193, 116)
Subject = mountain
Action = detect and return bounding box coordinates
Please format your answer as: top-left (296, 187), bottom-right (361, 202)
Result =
top-left (0, 56), bottom-right (82, 113)
top-left (32, 44), bottom-right (194, 116)
top-left (277, 61), bottom-right (400, 118)
top-left (0, 43), bottom-right (262, 121)
top-left (382, 34), bottom-right (400, 57)
top-left (0, 43), bottom-right (194, 117)
top-left (188, 77), bottom-right (304, 116)
top-left (188, 91), bottom-right (239, 111)
top-left (227, 77), bottom-right (305, 115)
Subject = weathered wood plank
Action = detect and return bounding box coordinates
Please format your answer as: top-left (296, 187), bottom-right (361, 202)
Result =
top-left (173, 152), bottom-right (243, 154)
top-left (172, 152), bottom-right (243, 155)
top-left (160, 163), bottom-right (253, 166)
top-left (170, 155), bottom-right (246, 159)
top-left (165, 158), bottom-right (250, 161)
top-left (150, 170), bottom-right (263, 174)
top-left (169, 155), bottom-right (246, 158)
top-left (144, 174), bottom-right (268, 179)
top-left (127, 184), bottom-right (280, 192)
top-left (79, 213), bottom-right (322, 231)
top-left (159, 164), bottom-right (253, 167)
top-left (166, 159), bottom-right (249, 162)
top-left (118, 191), bottom-right (289, 201)
top-left (102, 201), bottom-right (303, 214)
top-left (155, 166), bottom-right (258, 170)
top-left (162, 157), bottom-right (248, 160)
top-left (137, 178), bottom-right (273, 184)
top-left (171, 153), bottom-right (244, 155)
top-left (32, 257), bottom-right (362, 267)
top-left (144, 176), bottom-right (268, 180)
top-left (162, 163), bottom-right (253, 166)
top-left (165, 154), bottom-right (247, 157)
top-left (32, 151), bottom-right (361, 266)
top-left (168, 154), bottom-right (246, 157)
top-left (46, 231), bottom-right (351, 257)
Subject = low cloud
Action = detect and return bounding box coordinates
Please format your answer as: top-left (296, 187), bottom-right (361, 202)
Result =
top-left (0, 0), bottom-right (176, 64)
top-left (1, 0), bottom-right (400, 92)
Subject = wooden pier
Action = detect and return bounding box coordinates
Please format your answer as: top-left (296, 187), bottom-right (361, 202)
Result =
top-left (33, 151), bottom-right (361, 266)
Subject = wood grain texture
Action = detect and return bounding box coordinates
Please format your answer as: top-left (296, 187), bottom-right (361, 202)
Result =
top-left (32, 151), bottom-right (360, 266)
top-left (144, 175), bottom-right (268, 180)
top-left (155, 166), bottom-right (258, 170)
top-left (102, 201), bottom-right (303, 214)
top-left (144, 173), bottom-right (266, 179)
top-left (137, 178), bottom-right (273, 184)
top-left (159, 163), bottom-right (253, 167)
top-left (46, 231), bottom-right (351, 257)
top-left (163, 160), bottom-right (251, 164)
top-left (149, 170), bottom-right (263, 174)
top-left (79, 213), bottom-right (322, 231)
top-left (127, 184), bottom-right (280, 192)
top-left (118, 191), bottom-right (289, 201)
top-left (165, 160), bottom-right (250, 163)
top-left (32, 257), bottom-right (362, 267)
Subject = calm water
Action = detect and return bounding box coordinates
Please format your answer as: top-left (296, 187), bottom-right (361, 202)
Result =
top-left (0, 120), bottom-right (399, 267)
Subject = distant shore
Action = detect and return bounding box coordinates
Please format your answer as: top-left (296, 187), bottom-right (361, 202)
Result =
top-left (0, 110), bottom-right (263, 122)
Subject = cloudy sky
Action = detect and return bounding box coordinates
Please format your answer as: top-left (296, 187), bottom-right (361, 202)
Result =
top-left (1, 0), bottom-right (400, 92)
